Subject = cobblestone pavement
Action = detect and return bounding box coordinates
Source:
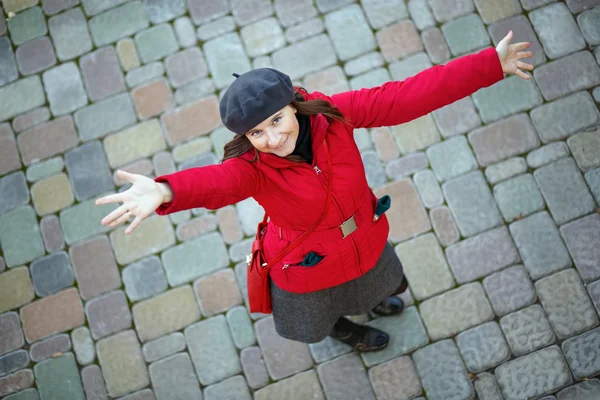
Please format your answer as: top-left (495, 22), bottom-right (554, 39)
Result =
top-left (1, 0), bottom-right (600, 399)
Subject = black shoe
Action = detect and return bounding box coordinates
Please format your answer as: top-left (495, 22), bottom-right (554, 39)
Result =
top-left (372, 296), bottom-right (404, 317)
top-left (329, 317), bottom-right (389, 352)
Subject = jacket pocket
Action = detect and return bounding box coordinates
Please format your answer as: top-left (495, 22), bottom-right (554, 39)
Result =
top-left (282, 252), bottom-right (327, 270)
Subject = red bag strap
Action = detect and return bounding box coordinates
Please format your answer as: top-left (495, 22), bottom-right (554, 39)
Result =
top-left (261, 140), bottom-right (333, 267)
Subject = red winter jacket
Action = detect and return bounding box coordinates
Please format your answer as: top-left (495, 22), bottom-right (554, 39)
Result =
top-left (156, 47), bottom-right (504, 293)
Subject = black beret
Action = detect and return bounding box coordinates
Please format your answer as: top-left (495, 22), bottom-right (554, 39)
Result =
top-left (219, 68), bottom-right (295, 135)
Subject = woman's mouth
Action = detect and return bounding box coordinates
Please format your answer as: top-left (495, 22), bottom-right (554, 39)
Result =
top-left (274, 136), bottom-right (288, 149)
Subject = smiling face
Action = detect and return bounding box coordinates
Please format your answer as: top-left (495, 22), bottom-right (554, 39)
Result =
top-left (245, 105), bottom-right (299, 157)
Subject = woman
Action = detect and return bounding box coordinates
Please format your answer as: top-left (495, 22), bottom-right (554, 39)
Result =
top-left (97, 32), bottom-right (533, 352)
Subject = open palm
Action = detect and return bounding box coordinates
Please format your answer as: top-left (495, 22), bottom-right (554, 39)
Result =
top-left (496, 31), bottom-right (534, 80)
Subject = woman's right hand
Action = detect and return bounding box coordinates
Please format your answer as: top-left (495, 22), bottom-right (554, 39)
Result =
top-left (95, 170), bottom-right (172, 235)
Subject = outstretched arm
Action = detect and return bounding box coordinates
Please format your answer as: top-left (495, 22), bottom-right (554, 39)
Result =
top-left (331, 31), bottom-right (533, 129)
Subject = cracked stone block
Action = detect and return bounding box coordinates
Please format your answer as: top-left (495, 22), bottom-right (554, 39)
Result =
top-left (485, 157), bottom-right (528, 185)
top-left (427, 136), bottom-right (478, 182)
top-left (48, 7), bottom-right (92, 62)
top-left (527, 142), bottom-right (570, 169)
top-left (534, 51), bottom-right (600, 101)
top-left (562, 329), bottom-right (600, 379)
top-left (474, 373), bottom-right (503, 400)
top-left (71, 327), bottom-right (95, 366)
top-left (432, 97), bottom-right (480, 138)
top-left (536, 269), bottom-right (599, 339)
top-left (496, 346), bottom-right (571, 400)
top-left (557, 379), bottom-right (600, 400)
top-left (473, 76), bottom-right (542, 124)
top-left (34, 353), bottom-right (84, 400)
top-left (30, 334), bottom-right (71, 363)
top-left (204, 375), bottom-right (251, 400)
top-left (42, 63), bottom-right (88, 116)
top-left (532, 92), bottom-right (600, 145)
top-left (96, 330), bottom-right (149, 398)
top-left (443, 171), bottom-right (503, 238)
top-left (86, 290), bottom-right (132, 340)
top-left (30, 252), bottom-right (74, 297)
top-left (500, 304), bottom-right (556, 356)
top-left (509, 211), bottom-right (572, 280)
top-left (420, 282), bottom-right (494, 341)
top-left (413, 339), bottom-right (473, 400)
top-left (325, 5), bottom-right (376, 61)
top-left (142, 332), bottom-right (185, 363)
top-left (560, 214), bottom-right (600, 283)
top-left (568, 127), bottom-right (600, 173)
top-left (396, 233), bottom-right (454, 301)
top-left (534, 157), bottom-right (596, 225)
top-left (483, 265), bottom-right (536, 317)
top-left (361, 307), bottom-right (429, 367)
top-left (317, 353), bottom-right (375, 400)
top-left (456, 322), bottom-right (510, 373)
top-left (530, 2), bottom-right (586, 59)
top-left (240, 347), bottom-right (269, 390)
top-left (446, 226), bottom-right (520, 284)
top-left (0, 206), bottom-right (45, 268)
top-left (89, 1), bottom-right (149, 46)
top-left (468, 113), bottom-right (540, 167)
top-left (185, 315), bottom-right (242, 385)
top-left (494, 173), bottom-right (545, 222)
top-left (0, 313), bottom-right (24, 357)
top-left (149, 353), bottom-right (202, 400)
top-left (255, 316), bottom-right (312, 381)
top-left (368, 356), bottom-right (422, 400)
top-left (15, 36), bottom-right (56, 76)
top-left (442, 13), bottom-right (490, 56)
top-left (254, 370), bottom-right (324, 400)
top-left (65, 142), bottom-right (114, 201)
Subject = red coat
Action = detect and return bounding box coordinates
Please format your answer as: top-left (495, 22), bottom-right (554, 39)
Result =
top-left (156, 47), bottom-right (504, 293)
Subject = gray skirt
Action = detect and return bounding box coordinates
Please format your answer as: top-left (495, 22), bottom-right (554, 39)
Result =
top-left (270, 242), bottom-right (405, 343)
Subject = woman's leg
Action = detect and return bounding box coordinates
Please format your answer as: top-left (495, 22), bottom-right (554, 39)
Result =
top-left (329, 317), bottom-right (389, 352)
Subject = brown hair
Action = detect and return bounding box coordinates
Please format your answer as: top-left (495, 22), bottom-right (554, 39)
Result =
top-left (221, 90), bottom-right (347, 163)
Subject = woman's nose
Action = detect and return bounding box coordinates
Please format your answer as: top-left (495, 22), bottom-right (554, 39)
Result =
top-left (266, 129), bottom-right (280, 146)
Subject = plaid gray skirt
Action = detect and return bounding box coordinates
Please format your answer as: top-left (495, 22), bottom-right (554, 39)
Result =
top-left (270, 242), bottom-right (405, 343)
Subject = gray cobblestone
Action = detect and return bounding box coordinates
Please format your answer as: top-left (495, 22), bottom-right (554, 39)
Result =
top-left (81, 47), bottom-right (126, 102)
top-left (413, 169), bottom-right (444, 208)
top-left (0, 76), bottom-right (45, 122)
top-left (586, 167), bottom-right (600, 206)
top-left (428, 0), bottom-right (474, 23)
top-left (422, 28), bottom-right (451, 65)
top-left (231, 0), bottom-right (273, 26)
top-left (135, 24), bottom-right (179, 63)
top-left (325, 5), bottom-right (376, 61)
top-left (456, 322), bottom-right (510, 373)
top-left (589, 279), bottom-right (600, 316)
top-left (446, 226), bottom-right (520, 284)
top-left (562, 328), bottom-right (600, 380)
top-left (0, 171), bottom-right (29, 217)
top-left (443, 171), bottom-right (503, 238)
top-left (494, 173), bottom-right (545, 222)
top-left (6, 6), bottom-right (47, 46)
top-left (205, 375), bottom-right (251, 400)
top-left (254, 370), bottom-right (324, 400)
top-left (174, 17), bottom-right (196, 47)
top-left (30, 252), bottom-right (74, 297)
top-left (165, 47), bottom-right (208, 88)
top-left (43, 62), bottom-right (88, 116)
top-left (30, 334), bottom-right (71, 363)
top-left (385, 152), bottom-right (428, 180)
top-left (527, 142), bottom-right (570, 168)
top-left (81, 0), bottom-right (128, 16)
top-left (122, 256), bottom-right (168, 302)
top-left (226, 306), bottom-right (256, 349)
top-left (427, 136), bottom-right (478, 182)
top-left (361, 150), bottom-right (387, 189)
top-left (495, 346), bottom-right (571, 400)
top-left (557, 379), bottom-right (600, 400)
top-left (368, 356), bottom-right (422, 400)
top-left (530, 2), bottom-right (586, 59)
top-left (241, 17), bottom-right (285, 58)
top-left (12, 107), bottom-right (50, 134)
top-left (489, 14), bottom-right (546, 67)
top-left (15, 37), bottom-right (56, 77)
top-left (196, 16), bottom-right (235, 41)
top-left (0, 350), bottom-right (29, 377)
top-left (204, 33), bottom-right (251, 88)
top-left (521, 0), bottom-right (557, 10)
top-left (34, 353), bottom-right (85, 400)
top-left (500, 304), bottom-right (556, 356)
top-left (0, 313), bottom-right (23, 357)
top-left (362, 0), bottom-right (408, 29)
top-left (175, 78), bottom-right (215, 105)
top-left (74, 93), bottom-right (137, 141)
top-left (483, 265), bottom-right (536, 317)
top-left (284, 17), bottom-right (324, 43)
top-left (65, 142), bottom-right (114, 201)
top-left (568, 127), bottom-right (600, 173)
top-left (142, 333), bottom-right (186, 363)
top-left (413, 340), bottom-right (473, 400)
top-left (473, 76), bottom-right (542, 123)
top-left (188, 0), bottom-right (228, 24)
top-left (0, 206), bottom-right (45, 268)
top-left (125, 62), bottom-right (165, 88)
top-left (474, 0), bottom-right (522, 24)
top-left (408, 0), bottom-right (435, 29)
top-left (350, 68), bottom-right (390, 90)
top-left (485, 157), bottom-right (528, 185)
top-left (89, 1), bottom-right (149, 46)
top-left (388, 52), bottom-right (432, 82)
top-left (578, 7), bottom-right (600, 45)
top-left (474, 373), bottom-right (503, 400)
top-left (420, 282), bottom-right (494, 341)
top-left (149, 352), bottom-right (202, 400)
top-left (308, 337), bottom-right (351, 363)
top-left (240, 346), bottom-right (269, 389)
top-left (86, 290), bottom-right (132, 340)
top-left (534, 51), bottom-right (600, 101)
top-left (0, 38), bottom-right (18, 86)
top-left (315, 0), bottom-right (354, 13)
top-left (81, 364), bottom-right (108, 400)
top-left (343, 52), bottom-right (384, 77)
top-left (560, 214), bottom-right (600, 283)
top-left (143, 0), bottom-right (186, 23)
top-left (48, 8), bottom-right (92, 62)
top-left (430, 206), bottom-right (460, 246)
top-left (71, 327), bottom-right (95, 365)
top-left (510, 211), bottom-right (572, 280)
top-left (275, 0), bottom-right (317, 27)
top-left (534, 157), bottom-right (596, 225)
top-left (442, 13), bottom-right (490, 56)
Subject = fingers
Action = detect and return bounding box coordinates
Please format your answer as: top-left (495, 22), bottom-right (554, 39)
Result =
top-left (517, 51), bottom-right (533, 59)
top-left (107, 210), bottom-right (132, 229)
top-left (499, 30), bottom-right (513, 47)
top-left (96, 192), bottom-right (126, 206)
top-left (101, 204), bottom-right (129, 226)
top-left (125, 215), bottom-right (145, 235)
top-left (517, 60), bottom-right (534, 71)
top-left (515, 69), bottom-right (531, 80)
top-left (513, 41), bottom-right (531, 51)
top-left (115, 170), bottom-right (138, 184)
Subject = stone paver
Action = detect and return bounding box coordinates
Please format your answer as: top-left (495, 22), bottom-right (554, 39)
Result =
top-left (536, 269), bottom-right (599, 339)
top-left (426, 136), bottom-right (477, 182)
top-left (443, 171), bottom-right (503, 237)
top-left (132, 79), bottom-right (174, 119)
top-left (368, 356), bottom-right (422, 400)
top-left (96, 330), bottom-right (149, 398)
top-left (204, 375), bottom-right (251, 400)
top-left (529, 2), bottom-right (586, 59)
top-left (0, 313), bottom-right (24, 357)
top-left (48, 7), bottom-right (92, 62)
top-left (104, 120), bottom-right (167, 168)
top-left (325, 5), bottom-right (375, 62)
top-left (485, 157), bottom-right (528, 185)
top-left (456, 321), bottom-right (511, 373)
top-left (495, 346), bottom-right (571, 400)
top-left (534, 51), bottom-right (600, 101)
top-left (272, 34), bottom-right (337, 80)
top-left (254, 369), bottom-right (325, 400)
top-left (6, 6), bottom-right (47, 46)
top-left (413, 169), bottom-right (444, 208)
top-left (500, 304), bottom-right (556, 356)
top-left (30, 334), bottom-right (71, 363)
top-left (568, 127), bottom-right (600, 173)
top-left (149, 352), bottom-right (202, 400)
top-left (195, 269), bottom-right (242, 316)
top-left (26, 157), bottom-right (64, 183)
top-left (34, 353), bottom-right (85, 400)
top-left (0, 206), bottom-right (45, 268)
top-left (0, 268), bottom-right (35, 314)
top-left (80, 47), bottom-right (125, 102)
top-left (89, 1), bottom-right (149, 46)
top-left (389, 52), bottom-right (432, 82)
top-left (0, 76), bottom-right (45, 122)
top-left (420, 282), bottom-right (494, 340)
top-left (557, 379), bottom-right (600, 400)
top-left (72, 327), bottom-right (95, 366)
top-left (527, 142), bottom-right (570, 169)
top-left (65, 142), bottom-right (113, 201)
top-left (560, 214), bottom-right (600, 283)
top-left (81, 364), bottom-right (108, 400)
top-left (430, 206), bottom-right (460, 246)
top-left (240, 346), bottom-right (269, 390)
top-left (74, 93), bottom-right (137, 141)
top-left (142, 332), bottom-right (185, 363)
top-left (422, 27), bottom-right (451, 64)
top-left (0, 124), bottom-right (20, 176)
top-left (432, 97), bottom-right (481, 138)
top-left (43, 62), bottom-right (88, 116)
top-left (442, 13), bottom-right (490, 56)
top-left (122, 256), bottom-right (168, 302)
top-left (474, 372), bottom-right (503, 400)
top-left (509, 211), bottom-right (572, 280)
top-left (30, 251), bottom-right (74, 297)
top-left (483, 265), bottom-right (537, 317)
top-left (489, 14), bottom-right (546, 67)
top-left (0, 171), bottom-right (29, 216)
top-left (562, 327), bottom-right (600, 380)
top-left (473, 76), bottom-right (542, 123)
top-left (446, 226), bottom-right (520, 283)
top-left (318, 353), bottom-right (375, 400)
top-left (161, 96), bottom-right (221, 145)
top-left (0, 37), bottom-right (18, 87)
top-left (0, 351), bottom-right (28, 377)
top-left (493, 173), bottom-right (546, 222)
top-left (86, 290), bottom-right (132, 340)
top-left (15, 37), bottom-right (56, 76)
top-left (413, 339), bottom-right (473, 400)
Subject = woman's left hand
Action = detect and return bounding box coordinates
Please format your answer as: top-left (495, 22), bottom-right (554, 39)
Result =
top-left (496, 31), bottom-right (534, 80)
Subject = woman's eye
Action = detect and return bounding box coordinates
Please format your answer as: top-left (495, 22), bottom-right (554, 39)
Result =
top-left (273, 117), bottom-right (281, 124)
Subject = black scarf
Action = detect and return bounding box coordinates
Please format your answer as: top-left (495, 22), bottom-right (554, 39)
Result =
top-left (291, 113), bottom-right (312, 164)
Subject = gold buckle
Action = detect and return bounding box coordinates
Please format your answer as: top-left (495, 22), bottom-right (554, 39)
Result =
top-left (340, 215), bottom-right (357, 239)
